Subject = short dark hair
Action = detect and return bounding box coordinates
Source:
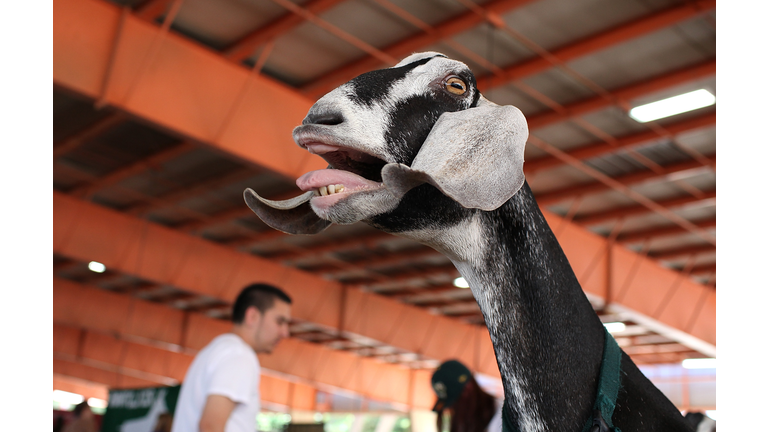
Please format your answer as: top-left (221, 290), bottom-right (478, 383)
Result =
top-left (232, 283), bottom-right (292, 324)
top-left (72, 401), bottom-right (90, 417)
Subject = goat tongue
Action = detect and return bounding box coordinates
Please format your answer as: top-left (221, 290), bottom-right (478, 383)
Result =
top-left (243, 188), bottom-right (331, 234)
top-left (296, 169), bottom-right (383, 192)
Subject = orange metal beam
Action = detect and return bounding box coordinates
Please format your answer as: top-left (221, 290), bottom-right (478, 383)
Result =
top-left (526, 61), bottom-right (717, 132)
top-left (53, 0), bottom-right (714, 359)
top-left (648, 244), bottom-right (716, 260)
top-left (300, 0), bottom-right (540, 98)
top-left (53, 279), bottom-right (435, 409)
top-left (53, 112), bottom-right (127, 159)
top-left (135, 0), bottom-right (175, 21)
top-left (534, 157), bottom-right (714, 206)
top-left (53, 328), bottom-right (320, 411)
top-left (526, 111), bottom-right (715, 174)
top-left (53, 191), bottom-right (715, 353)
top-left (53, 374), bottom-right (109, 402)
top-left (126, 167), bottom-right (256, 216)
top-left (54, 357), bottom-right (163, 390)
top-left (573, 190), bottom-right (716, 226)
top-left (617, 217), bottom-right (716, 243)
top-left (483, 0), bottom-right (716, 90)
top-left (53, 192), bottom-right (500, 378)
top-left (224, 0), bottom-right (349, 63)
top-left (70, 141), bottom-right (197, 199)
top-left (53, 0), bottom-right (326, 180)
top-left (304, 1), bottom-right (714, 98)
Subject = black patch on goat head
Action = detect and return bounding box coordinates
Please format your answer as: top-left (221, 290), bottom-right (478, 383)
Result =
top-left (348, 56), bottom-right (435, 107)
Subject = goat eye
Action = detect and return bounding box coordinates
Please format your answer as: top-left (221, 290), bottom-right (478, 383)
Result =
top-left (445, 77), bottom-right (467, 95)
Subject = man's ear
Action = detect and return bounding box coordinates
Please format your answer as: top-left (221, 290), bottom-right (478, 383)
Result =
top-left (244, 306), bottom-right (262, 326)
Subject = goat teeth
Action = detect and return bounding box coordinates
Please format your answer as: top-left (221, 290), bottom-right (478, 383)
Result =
top-left (315, 184), bottom-right (345, 197)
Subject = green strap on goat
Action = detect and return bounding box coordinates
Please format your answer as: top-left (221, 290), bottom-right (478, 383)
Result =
top-left (500, 328), bottom-right (623, 432)
top-left (581, 328), bottom-right (623, 432)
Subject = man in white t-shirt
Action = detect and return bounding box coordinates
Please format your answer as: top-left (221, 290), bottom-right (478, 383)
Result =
top-left (171, 283), bottom-right (292, 432)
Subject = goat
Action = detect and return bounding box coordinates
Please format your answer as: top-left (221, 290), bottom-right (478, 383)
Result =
top-left (244, 52), bottom-right (693, 432)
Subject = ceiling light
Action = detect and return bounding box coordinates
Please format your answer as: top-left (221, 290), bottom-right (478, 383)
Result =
top-left (682, 358), bottom-right (716, 369)
top-left (88, 261), bottom-right (106, 273)
top-left (87, 397), bottom-right (108, 409)
top-left (53, 390), bottom-right (84, 406)
top-left (629, 89), bottom-right (715, 123)
top-left (453, 277), bottom-right (470, 288)
top-left (603, 322), bottom-right (626, 333)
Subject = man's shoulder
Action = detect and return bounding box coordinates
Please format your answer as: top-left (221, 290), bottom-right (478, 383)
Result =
top-left (199, 333), bottom-right (256, 363)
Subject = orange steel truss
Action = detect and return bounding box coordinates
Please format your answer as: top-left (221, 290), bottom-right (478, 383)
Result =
top-left (53, 0), bottom-right (715, 410)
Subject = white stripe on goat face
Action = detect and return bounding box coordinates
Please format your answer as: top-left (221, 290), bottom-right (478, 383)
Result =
top-left (310, 54), bottom-right (478, 164)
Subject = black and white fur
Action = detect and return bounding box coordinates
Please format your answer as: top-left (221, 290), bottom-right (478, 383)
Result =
top-left (244, 52), bottom-right (693, 432)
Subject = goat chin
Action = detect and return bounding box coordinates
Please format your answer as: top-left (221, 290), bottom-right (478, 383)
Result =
top-left (309, 187), bottom-right (401, 225)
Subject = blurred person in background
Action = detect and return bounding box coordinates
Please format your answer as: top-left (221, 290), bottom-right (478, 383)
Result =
top-left (431, 360), bottom-right (502, 432)
top-left (62, 401), bottom-right (97, 432)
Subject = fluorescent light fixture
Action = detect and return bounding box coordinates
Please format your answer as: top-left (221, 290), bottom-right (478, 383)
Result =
top-left (682, 358), bottom-right (716, 369)
top-left (87, 397), bottom-right (108, 409)
top-left (53, 390), bottom-right (84, 406)
top-left (453, 277), bottom-right (470, 288)
top-left (603, 322), bottom-right (626, 333)
top-left (629, 89), bottom-right (715, 123)
top-left (88, 261), bottom-right (106, 273)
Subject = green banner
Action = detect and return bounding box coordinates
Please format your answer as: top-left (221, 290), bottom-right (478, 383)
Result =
top-left (100, 385), bottom-right (181, 432)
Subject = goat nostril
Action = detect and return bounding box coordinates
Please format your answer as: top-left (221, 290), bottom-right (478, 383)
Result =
top-left (303, 112), bottom-right (344, 126)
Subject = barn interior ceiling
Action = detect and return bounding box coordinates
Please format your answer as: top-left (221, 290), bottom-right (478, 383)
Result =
top-left (52, 0), bottom-right (716, 412)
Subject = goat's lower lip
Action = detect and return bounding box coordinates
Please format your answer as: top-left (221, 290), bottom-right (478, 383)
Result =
top-left (304, 142), bottom-right (340, 155)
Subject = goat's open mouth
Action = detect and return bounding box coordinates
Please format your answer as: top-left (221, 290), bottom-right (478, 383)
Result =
top-left (296, 141), bottom-right (388, 202)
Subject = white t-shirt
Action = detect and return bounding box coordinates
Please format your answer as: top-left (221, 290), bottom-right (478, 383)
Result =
top-left (171, 333), bottom-right (261, 432)
top-left (486, 398), bottom-right (503, 432)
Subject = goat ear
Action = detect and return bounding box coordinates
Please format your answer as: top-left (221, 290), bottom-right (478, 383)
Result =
top-left (243, 188), bottom-right (331, 234)
top-left (382, 96), bottom-right (528, 211)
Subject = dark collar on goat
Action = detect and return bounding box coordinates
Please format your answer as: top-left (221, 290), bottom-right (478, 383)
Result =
top-left (501, 328), bottom-right (623, 432)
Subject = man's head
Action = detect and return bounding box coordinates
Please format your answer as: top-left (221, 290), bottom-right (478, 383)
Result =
top-left (232, 283), bottom-right (292, 353)
top-left (72, 401), bottom-right (93, 419)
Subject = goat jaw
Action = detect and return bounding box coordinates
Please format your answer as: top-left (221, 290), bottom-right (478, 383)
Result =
top-left (243, 188), bottom-right (331, 234)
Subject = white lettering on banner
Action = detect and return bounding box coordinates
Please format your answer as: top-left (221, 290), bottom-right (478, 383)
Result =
top-left (108, 389), bottom-right (158, 409)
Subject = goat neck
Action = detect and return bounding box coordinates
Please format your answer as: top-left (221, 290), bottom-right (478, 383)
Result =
top-left (371, 182), bottom-right (603, 431)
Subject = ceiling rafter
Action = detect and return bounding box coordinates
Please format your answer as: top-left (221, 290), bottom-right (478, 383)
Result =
top-left (53, 111), bottom-right (127, 159)
top-left (296, 246), bottom-right (441, 276)
top-left (482, 0), bottom-right (715, 90)
top-left (53, 192), bottom-right (508, 377)
top-left (687, 262), bottom-right (715, 275)
top-left (303, 0), bottom-right (713, 99)
top-left (301, 0), bottom-right (539, 97)
top-left (265, 0), bottom-right (399, 66)
top-left (224, 0), bottom-right (349, 62)
top-left (135, 0), bottom-right (175, 21)
top-left (53, 186), bottom-right (711, 354)
top-left (53, 278), bottom-right (442, 408)
top-left (648, 244), bottom-right (715, 260)
top-left (535, 157), bottom-right (715, 206)
top-left (54, 0), bottom-right (716, 388)
top-left (526, 60), bottom-right (716, 132)
top-left (616, 217), bottom-right (715, 243)
top-left (126, 167), bottom-right (257, 217)
top-left (573, 190), bottom-right (715, 226)
top-left (69, 141), bottom-right (198, 199)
